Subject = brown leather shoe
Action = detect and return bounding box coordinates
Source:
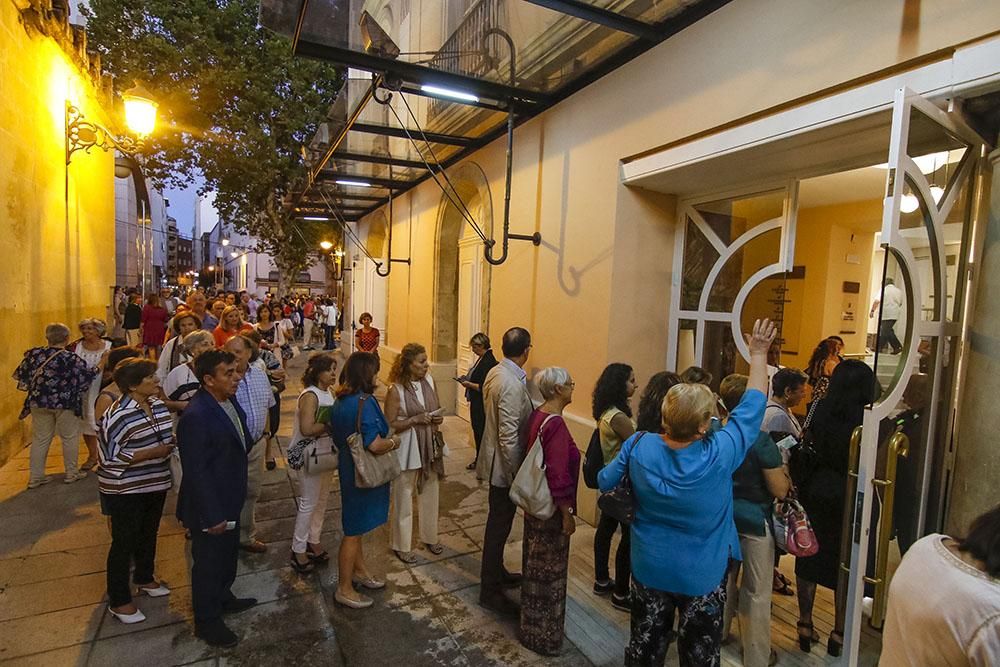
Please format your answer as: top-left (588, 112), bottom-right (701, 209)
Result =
top-left (240, 539), bottom-right (267, 553)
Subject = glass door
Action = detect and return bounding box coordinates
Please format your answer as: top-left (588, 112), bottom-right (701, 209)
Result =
top-left (842, 87), bottom-right (984, 664)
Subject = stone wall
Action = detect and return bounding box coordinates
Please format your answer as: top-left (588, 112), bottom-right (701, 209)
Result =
top-left (0, 0), bottom-right (116, 467)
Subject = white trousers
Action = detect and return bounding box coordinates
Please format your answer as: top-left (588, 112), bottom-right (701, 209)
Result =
top-left (391, 468), bottom-right (439, 552)
top-left (292, 470), bottom-right (331, 553)
top-left (29, 408), bottom-right (81, 482)
top-left (724, 528), bottom-right (775, 667)
top-left (302, 318), bottom-right (314, 347)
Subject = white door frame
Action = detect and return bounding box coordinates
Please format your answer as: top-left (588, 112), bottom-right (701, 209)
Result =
top-left (666, 180), bottom-right (798, 372)
top-left (842, 86), bottom-right (984, 665)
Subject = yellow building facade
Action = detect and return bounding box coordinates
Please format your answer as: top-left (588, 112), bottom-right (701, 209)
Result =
top-left (0, 0), bottom-right (116, 466)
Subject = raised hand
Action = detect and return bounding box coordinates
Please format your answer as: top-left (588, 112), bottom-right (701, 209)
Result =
top-left (745, 319), bottom-right (778, 356)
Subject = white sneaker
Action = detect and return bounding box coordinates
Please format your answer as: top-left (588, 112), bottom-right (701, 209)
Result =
top-left (27, 476), bottom-right (52, 489)
top-left (108, 607), bottom-right (146, 624)
top-left (64, 470), bottom-right (87, 483)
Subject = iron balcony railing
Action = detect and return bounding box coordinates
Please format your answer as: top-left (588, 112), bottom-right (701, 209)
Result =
top-left (427, 0), bottom-right (508, 119)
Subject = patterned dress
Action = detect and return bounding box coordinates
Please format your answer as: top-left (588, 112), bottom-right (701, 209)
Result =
top-left (519, 411), bottom-right (579, 656)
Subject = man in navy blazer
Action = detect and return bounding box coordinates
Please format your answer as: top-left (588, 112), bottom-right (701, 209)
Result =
top-left (176, 349), bottom-right (257, 648)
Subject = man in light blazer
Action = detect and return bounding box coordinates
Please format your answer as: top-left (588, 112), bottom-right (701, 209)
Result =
top-left (477, 327), bottom-right (534, 615)
top-left (176, 349), bottom-right (257, 648)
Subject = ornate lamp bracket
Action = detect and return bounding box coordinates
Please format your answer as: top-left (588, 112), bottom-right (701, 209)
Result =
top-left (66, 103), bottom-right (142, 165)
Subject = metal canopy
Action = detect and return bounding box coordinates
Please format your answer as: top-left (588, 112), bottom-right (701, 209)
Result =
top-left (260, 0), bottom-right (732, 221)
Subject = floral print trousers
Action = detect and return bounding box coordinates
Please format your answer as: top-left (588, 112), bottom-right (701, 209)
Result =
top-left (625, 574), bottom-right (728, 666)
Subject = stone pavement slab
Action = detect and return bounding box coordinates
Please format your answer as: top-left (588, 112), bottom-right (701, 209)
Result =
top-left (0, 350), bottom-right (615, 666)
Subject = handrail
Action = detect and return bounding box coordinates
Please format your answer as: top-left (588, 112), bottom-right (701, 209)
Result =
top-left (870, 429), bottom-right (909, 629)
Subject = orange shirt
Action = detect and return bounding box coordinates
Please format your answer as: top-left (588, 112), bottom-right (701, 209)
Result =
top-left (213, 323), bottom-right (253, 348)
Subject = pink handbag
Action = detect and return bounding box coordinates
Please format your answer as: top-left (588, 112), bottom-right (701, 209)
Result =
top-left (772, 495), bottom-right (819, 557)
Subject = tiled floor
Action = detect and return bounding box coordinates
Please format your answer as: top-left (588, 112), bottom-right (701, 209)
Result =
top-left (0, 349), bottom-right (883, 666)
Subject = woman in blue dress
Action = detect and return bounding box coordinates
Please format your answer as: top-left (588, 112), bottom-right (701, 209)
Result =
top-left (329, 352), bottom-right (399, 609)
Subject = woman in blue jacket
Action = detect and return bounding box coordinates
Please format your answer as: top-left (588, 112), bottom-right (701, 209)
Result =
top-left (599, 319), bottom-right (776, 666)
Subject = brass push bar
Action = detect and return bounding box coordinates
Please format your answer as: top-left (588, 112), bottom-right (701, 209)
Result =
top-left (870, 430), bottom-right (909, 628)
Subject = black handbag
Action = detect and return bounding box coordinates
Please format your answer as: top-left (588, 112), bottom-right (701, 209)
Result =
top-left (596, 432), bottom-right (644, 525)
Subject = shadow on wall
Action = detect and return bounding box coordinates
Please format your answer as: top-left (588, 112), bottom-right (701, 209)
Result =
top-left (552, 150), bottom-right (614, 296)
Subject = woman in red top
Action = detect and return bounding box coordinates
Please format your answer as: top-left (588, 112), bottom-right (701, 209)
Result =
top-left (519, 366), bottom-right (580, 657)
top-left (140, 293), bottom-right (169, 359)
top-left (354, 312), bottom-right (380, 353)
top-left (212, 305), bottom-right (253, 348)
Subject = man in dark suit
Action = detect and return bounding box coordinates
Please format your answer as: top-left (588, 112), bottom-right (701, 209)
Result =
top-left (176, 349), bottom-right (257, 648)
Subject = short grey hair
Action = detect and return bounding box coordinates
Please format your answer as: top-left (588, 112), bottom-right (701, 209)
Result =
top-left (470, 332), bottom-right (490, 349)
top-left (45, 323), bottom-right (71, 346)
top-left (78, 318), bottom-right (106, 336)
top-left (182, 329), bottom-right (214, 354)
top-left (535, 366), bottom-right (572, 400)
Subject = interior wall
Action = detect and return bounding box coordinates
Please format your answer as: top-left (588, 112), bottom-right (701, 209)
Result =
top-left (781, 200), bottom-right (882, 374)
top-left (0, 1), bottom-right (117, 467)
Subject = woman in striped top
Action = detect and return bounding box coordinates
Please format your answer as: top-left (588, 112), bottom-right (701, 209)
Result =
top-left (98, 358), bottom-right (175, 625)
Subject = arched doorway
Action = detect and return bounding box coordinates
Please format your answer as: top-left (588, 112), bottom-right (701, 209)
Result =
top-left (350, 212), bottom-right (389, 352)
top-left (432, 163), bottom-right (493, 416)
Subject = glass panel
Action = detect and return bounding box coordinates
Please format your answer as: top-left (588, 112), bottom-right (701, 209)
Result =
top-left (707, 228), bottom-right (781, 312)
top-left (265, 0), bottom-right (724, 95)
top-left (575, 0), bottom-right (696, 22)
top-left (702, 320), bottom-right (737, 391)
top-left (899, 177), bottom-right (938, 324)
top-left (694, 189), bottom-right (785, 245)
top-left (680, 216), bottom-right (719, 311)
top-left (873, 252), bottom-right (910, 401)
top-left (676, 318), bottom-right (697, 373)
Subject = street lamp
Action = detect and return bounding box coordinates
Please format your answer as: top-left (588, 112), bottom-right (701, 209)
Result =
top-left (319, 240), bottom-right (334, 251)
top-left (221, 238), bottom-right (230, 247)
top-left (66, 84), bottom-right (158, 164)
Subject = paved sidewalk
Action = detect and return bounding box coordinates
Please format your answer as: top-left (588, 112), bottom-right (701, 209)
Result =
top-left (0, 352), bottom-right (607, 667)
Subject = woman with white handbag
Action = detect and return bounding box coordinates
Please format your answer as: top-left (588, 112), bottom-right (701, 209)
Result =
top-left (289, 353), bottom-right (339, 575)
top-left (512, 366), bottom-right (580, 656)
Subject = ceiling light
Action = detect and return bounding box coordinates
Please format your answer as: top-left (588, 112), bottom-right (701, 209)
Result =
top-left (930, 186), bottom-right (944, 204)
top-left (900, 194), bottom-right (920, 214)
top-left (420, 84), bottom-right (479, 103)
top-left (303, 216), bottom-right (331, 221)
top-left (336, 179), bottom-right (372, 187)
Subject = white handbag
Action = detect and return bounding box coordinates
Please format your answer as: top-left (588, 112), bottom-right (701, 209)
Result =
top-left (509, 414), bottom-right (558, 520)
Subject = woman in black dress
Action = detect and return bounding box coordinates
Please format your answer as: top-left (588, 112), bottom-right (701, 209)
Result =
top-left (795, 359), bottom-right (876, 657)
top-left (458, 333), bottom-right (498, 471)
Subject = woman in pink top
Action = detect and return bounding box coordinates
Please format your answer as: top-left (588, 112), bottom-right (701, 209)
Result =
top-left (519, 366), bottom-right (580, 657)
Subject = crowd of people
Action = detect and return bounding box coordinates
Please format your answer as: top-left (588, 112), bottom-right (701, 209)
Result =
top-left (11, 286), bottom-right (999, 664)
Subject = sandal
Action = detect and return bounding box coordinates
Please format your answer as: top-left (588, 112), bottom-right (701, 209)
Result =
top-left (307, 545), bottom-right (330, 563)
top-left (425, 543), bottom-right (444, 555)
top-left (394, 549), bottom-right (419, 564)
top-left (290, 553), bottom-right (315, 574)
top-left (465, 461), bottom-right (476, 471)
top-left (827, 631), bottom-right (843, 657)
top-left (80, 459), bottom-right (98, 472)
top-left (772, 571), bottom-right (794, 595)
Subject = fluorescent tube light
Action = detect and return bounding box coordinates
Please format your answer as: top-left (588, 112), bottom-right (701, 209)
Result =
top-left (335, 179), bottom-right (372, 187)
top-left (421, 84), bottom-right (479, 103)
